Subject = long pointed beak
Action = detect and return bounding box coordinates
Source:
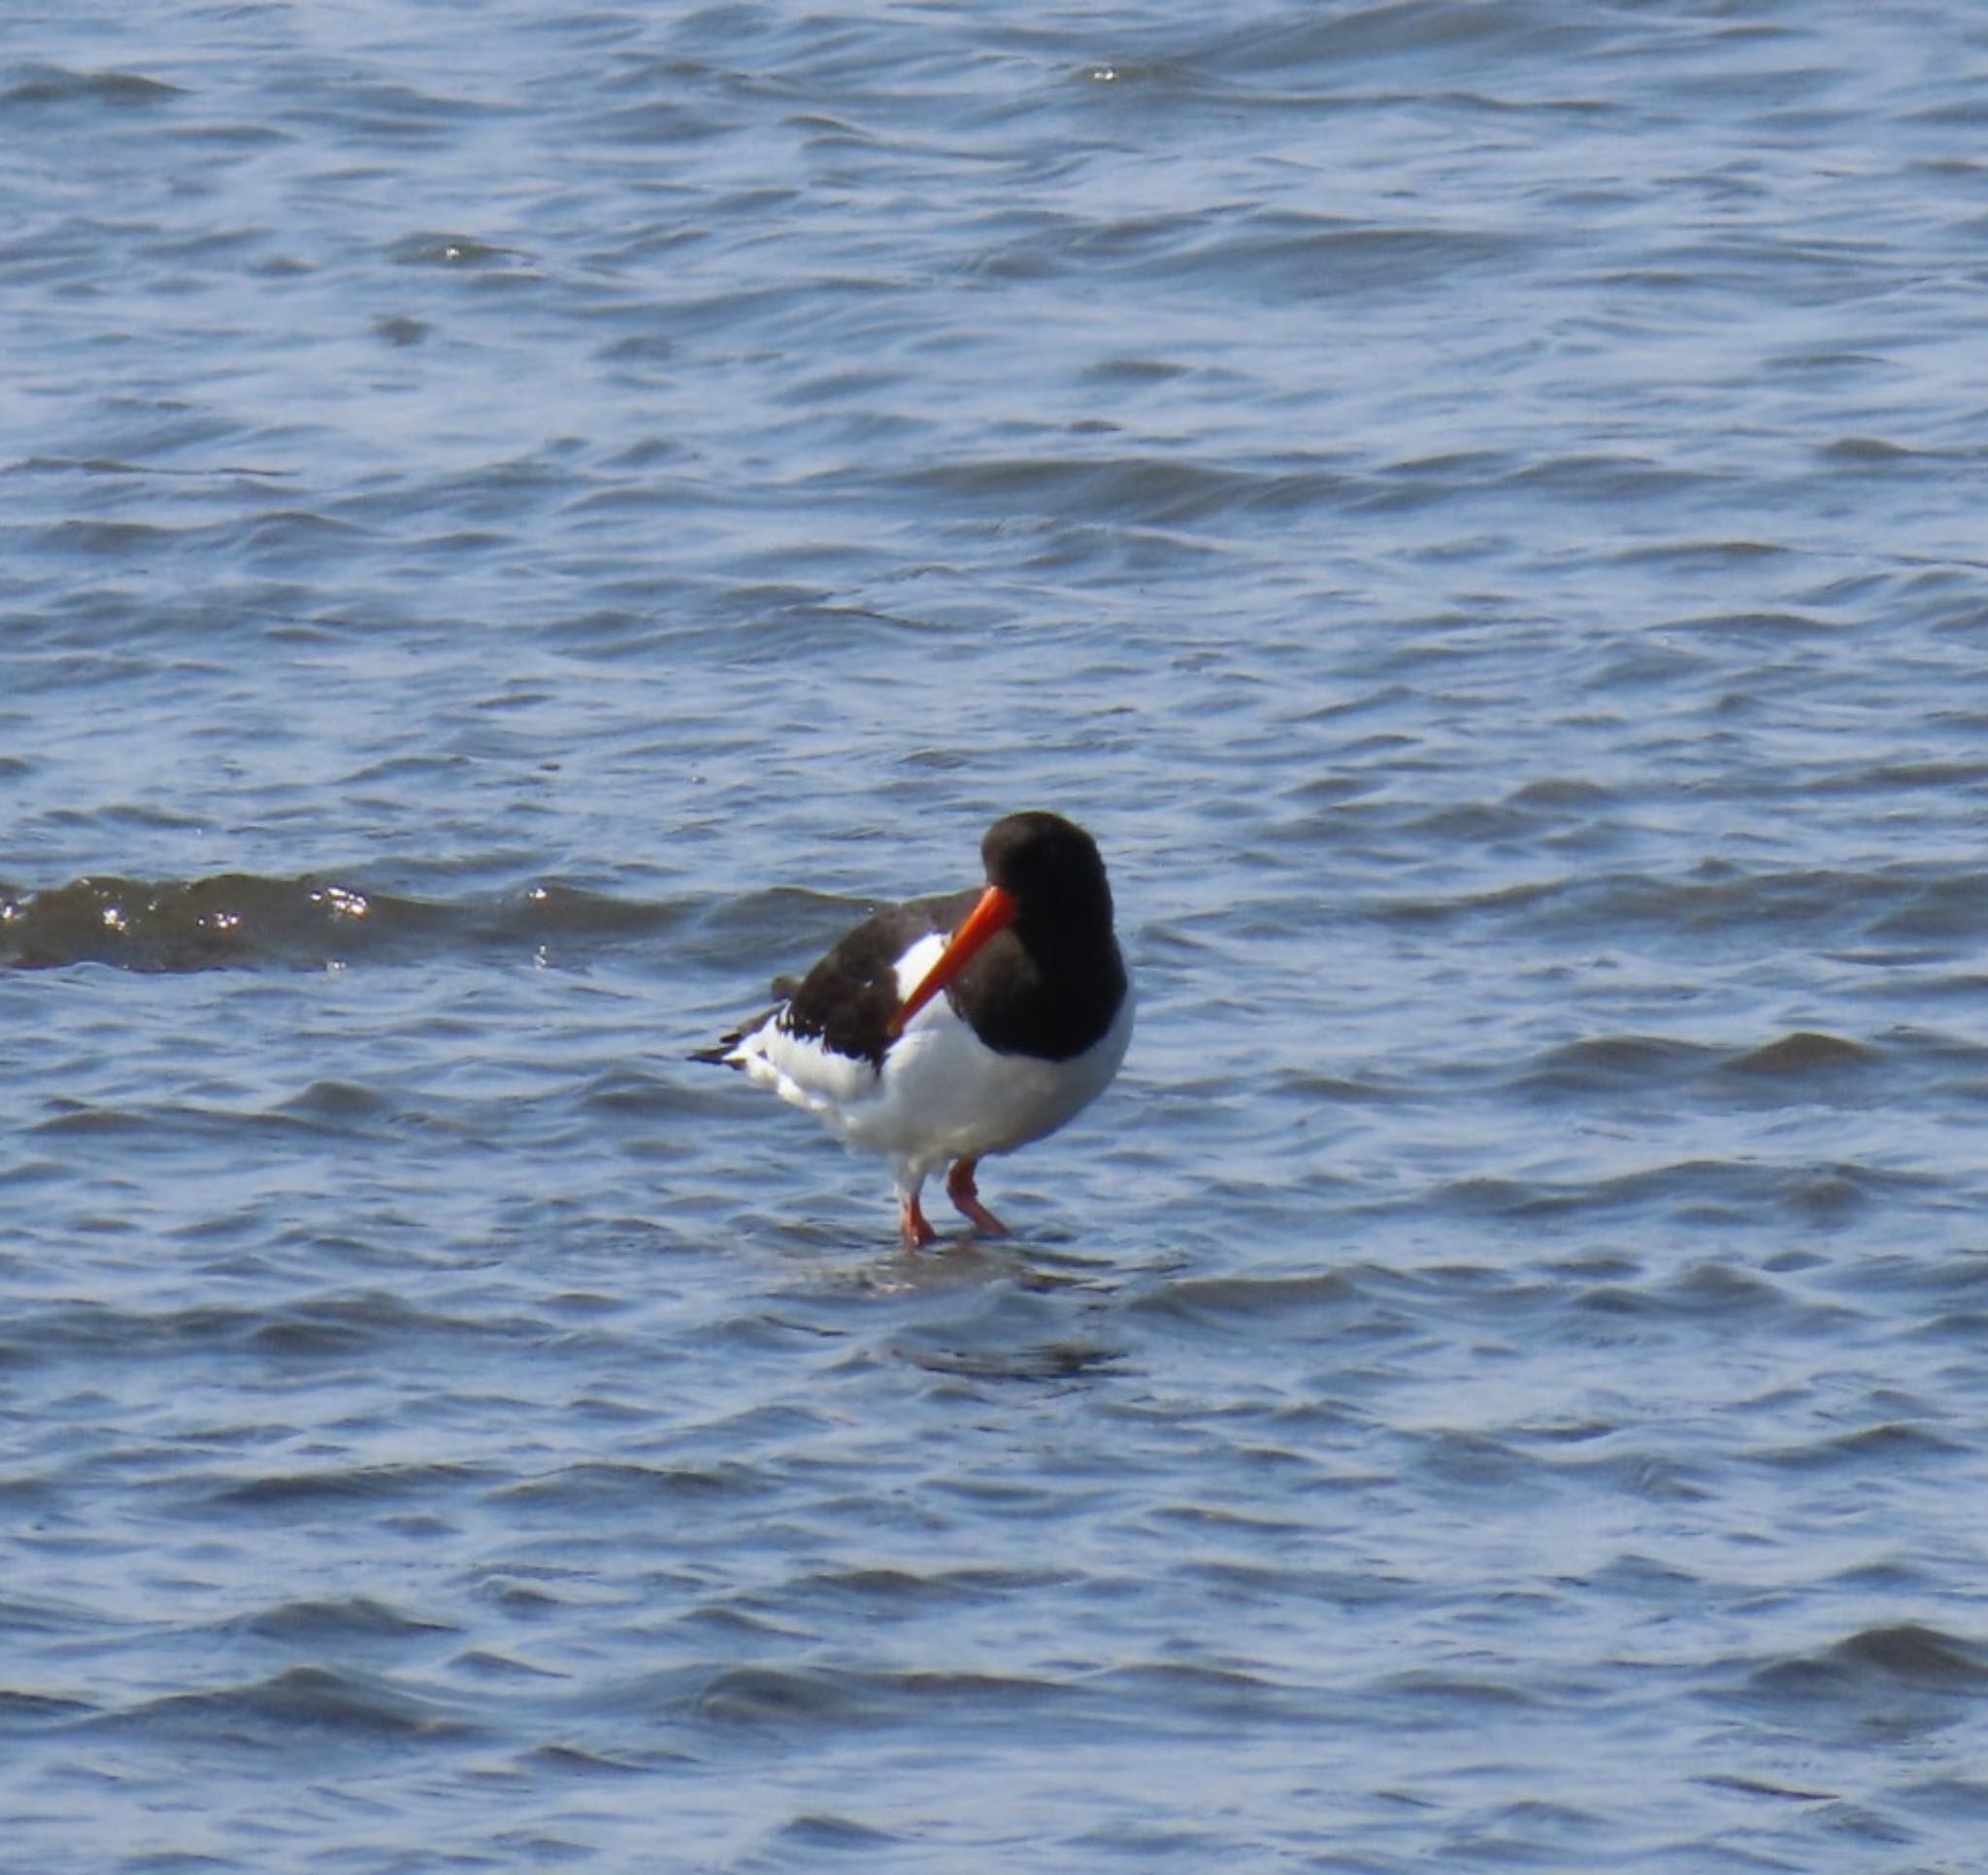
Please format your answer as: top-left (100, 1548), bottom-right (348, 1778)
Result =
top-left (886, 884), bottom-right (1016, 1040)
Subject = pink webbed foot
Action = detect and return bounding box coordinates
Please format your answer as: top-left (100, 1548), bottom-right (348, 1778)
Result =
top-left (945, 1157), bottom-right (1009, 1237)
top-left (899, 1191), bottom-right (939, 1252)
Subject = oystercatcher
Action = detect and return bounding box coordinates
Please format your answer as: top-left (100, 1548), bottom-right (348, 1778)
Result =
top-left (694, 811), bottom-right (1133, 1249)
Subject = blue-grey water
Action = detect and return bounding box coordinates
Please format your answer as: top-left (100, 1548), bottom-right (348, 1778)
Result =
top-left (9, 4), bottom-right (1988, 1868)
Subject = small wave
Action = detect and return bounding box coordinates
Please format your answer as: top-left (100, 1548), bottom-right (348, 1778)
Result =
top-left (902, 452), bottom-right (1358, 528)
top-left (1374, 1668), bottom-right (1541, 1709)
top-left (1754, 1421), bottom-right (1965, 1472)
top-left (890, 1336), bottom-right (1124, 1381)
top-left (1511, 1034), bottom-right (1718, 1098)
top-left (1866, 874), bottom-right (1988, 942)
top-left (772, 1814), bottom-right (911, 1851)
top-left (1436, 1159), bottom-right (1792, 1225)
top-left (5, 1289), bottom-right (544, 1366)
top-left (1370, 865), bottom-right (1947, 948)
top-left (1196, 1), bottom-right (1606, 77)
top-left (1722, 1031), bottom-right (1880, 1076)
top-left (1821, 434), bottom-right (1930, 464)
top-left (1573, 1256), bottom-right (1840, 1327)
top-left (0, 872), bottom-right (689, 972)
top-left (1131, 1269), bottom-right (1359, 1330)
top-left (1160, 217), bottom-right (1531, 305)
top-left (609, 1661), bottom-right (1077, 1739)
top-left (1, 66), bottom-right (184, 110)
top-left (231, 1596), bottom-right (458, 1647)
top-left (497, 1460), bottom-right (769, 1509)
top-left (1747, 1624), bottom-right (1988, 1700)
top-left (387, 231), bottom-right (525, 269)
top-left (522, 1742), bottom-right (650, 1777)
top-left (0, 1687), bottom-right (95, 1729)
top-left (206, 1462), bottom-right (494, 1511)
top-left (791, 1564), bottom-right (1052, 1610)
top-left (1514, 1030), bottom-right (1911, 1117)
top-left (92, 1664), bottom-right (482, 1745)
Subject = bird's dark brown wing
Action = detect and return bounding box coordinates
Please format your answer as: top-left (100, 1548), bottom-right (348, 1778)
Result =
top-left (776, 888), bottom-right (977, 1067)
top-left (690, 887), bottom-right (977, 1069)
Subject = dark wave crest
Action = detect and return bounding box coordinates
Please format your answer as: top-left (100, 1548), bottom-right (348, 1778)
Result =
top-left (0, 873), bottom-right (687, 972)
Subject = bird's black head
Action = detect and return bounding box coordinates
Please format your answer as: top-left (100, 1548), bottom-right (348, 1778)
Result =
top-left (980, 811), bottom-right (1113, 933)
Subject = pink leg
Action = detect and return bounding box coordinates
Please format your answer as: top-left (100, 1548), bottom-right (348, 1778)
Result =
top-left (899, 1190), bottom-right (938, 1252)
top-left (945, 1157), bottom-right (1009, 1236)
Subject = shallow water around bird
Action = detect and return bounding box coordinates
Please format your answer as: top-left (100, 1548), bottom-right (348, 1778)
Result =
top-left (9, 5), bottom-right (1988, 1869)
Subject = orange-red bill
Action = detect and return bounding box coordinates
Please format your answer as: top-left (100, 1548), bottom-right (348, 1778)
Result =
top-left (885, 884), bottom-right (1016, 1040)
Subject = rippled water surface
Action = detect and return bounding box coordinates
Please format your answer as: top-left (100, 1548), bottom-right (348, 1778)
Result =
top-left (11, 3), bottom-right (1988, 1868)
